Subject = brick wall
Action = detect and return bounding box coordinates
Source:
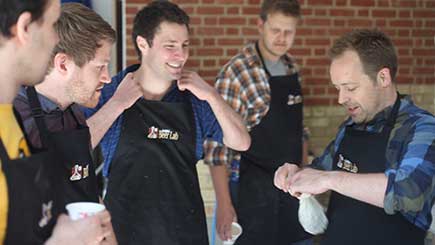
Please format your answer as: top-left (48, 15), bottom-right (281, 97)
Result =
top-left (125, 0), bottom-right (435, 106)
top-left (124, 0), bottom-right (435, 216)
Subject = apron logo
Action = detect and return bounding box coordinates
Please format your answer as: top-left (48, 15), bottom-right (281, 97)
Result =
top-left (38, 200), bottom-right (53, 228)
top-left (287, 94), bottom-right (303, 105)
top-left (147, 126), bottom-right (179, 141)
top-left (337, 154), bottom-right (359, 173)
top-left (70, 164), bottom-right (90, 181)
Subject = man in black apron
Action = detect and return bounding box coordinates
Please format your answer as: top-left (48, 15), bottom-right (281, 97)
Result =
top-left (83, 1), bottom-right (250, 244)
top-left (13, 2), bottom-right (118, 211)
top-left (275, 29), bottom-right (435, 245)
top-left (1, 1), bottom-right (113, 244)
top-left (203, 1), bottom-right (312, 244)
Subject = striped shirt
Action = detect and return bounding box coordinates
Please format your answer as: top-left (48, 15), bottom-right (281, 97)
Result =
top-left (202, 42), bottom-right (301, 181)
top-left (83, 64), bottom-right (223, 177)
top-left (311, 96), bottom-right (435, 230)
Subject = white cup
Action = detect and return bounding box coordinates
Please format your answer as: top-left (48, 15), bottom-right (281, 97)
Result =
top-left (223, 222), bottom-right (243, 245)
top-left (65, 202), bottom-right (105, 221)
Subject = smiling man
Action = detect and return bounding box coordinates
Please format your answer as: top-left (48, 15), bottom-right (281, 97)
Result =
top-left (274, 29), bottom-right (435, 245)
top-left (83, 1), bottom-right (250, 244)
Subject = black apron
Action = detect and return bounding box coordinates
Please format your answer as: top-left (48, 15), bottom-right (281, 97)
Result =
top-left (105, 93), bottom-right (208, 245)
top-left (235, 44), bottom-right (311, 245)
top-left (322, 95), bottom-right (426, 245)
top-left (26, 87), bottom-right (99, 211)
top-left (1, 119), bottom-right (57, 244)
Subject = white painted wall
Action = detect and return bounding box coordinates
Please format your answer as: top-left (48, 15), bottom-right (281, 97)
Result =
top-left (91, 0), bottom-right (120, 75)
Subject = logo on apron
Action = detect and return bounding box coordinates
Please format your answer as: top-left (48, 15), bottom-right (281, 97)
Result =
top-left (38, 200), bottom-right (53, 228)
top-left (70, 164), bottom-right (90, 181)
top-left (337, 154), bottom-right (359, 173)
top-left (147, 126), bottom-right (179, 140)
top-left (287, 94), bottom-right (303, 105)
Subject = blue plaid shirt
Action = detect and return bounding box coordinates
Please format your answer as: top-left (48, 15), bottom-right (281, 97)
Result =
top-left (83, 64), bottom-right (223, 177)
top-left (312, 95), bottom-right (435, 231)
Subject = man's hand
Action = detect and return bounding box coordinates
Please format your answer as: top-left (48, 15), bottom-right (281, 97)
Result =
top-left (178, 70), bottom-right (216, 101)
top-left (112, 72), bottom-right (142, 110)
top-left (97, 209), bottom-right (118, 245)
top-left (46, 210), bottom-right (115, 245)
top-left (289, 168), bottom-right (331, 197)
top-left (216, 202), bottom-right (237, 241)
top-left (274, 163), bottom-right (300, 193)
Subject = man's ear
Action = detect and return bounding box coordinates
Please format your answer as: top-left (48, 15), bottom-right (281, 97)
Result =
top-left (10, 11), bottom-right (33, 46)
top-left (377, 68), bottom-right (392, 88)
top-left (136, 36), bottom-right (149, 56)
top-left (257, 18), bottom-right (265, 35)
top-left (53, 53), bottom-right (71, 75)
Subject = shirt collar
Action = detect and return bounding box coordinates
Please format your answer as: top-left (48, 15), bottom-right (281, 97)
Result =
top-left (18, 86), bottom-right (61, 113)
top-left (346, 94), bottom-right (413, 127)
top-left (242, 42), bottom-right (295, 69)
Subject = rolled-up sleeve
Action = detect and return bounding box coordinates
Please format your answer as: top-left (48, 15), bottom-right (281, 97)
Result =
top-left (203, 139), bottom-right (235, 166)
top-left (384, 116), bottom-right (435, 230)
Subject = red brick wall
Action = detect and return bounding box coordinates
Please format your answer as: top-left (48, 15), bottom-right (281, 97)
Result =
top-left (125, 0), bottom-right (435, 106)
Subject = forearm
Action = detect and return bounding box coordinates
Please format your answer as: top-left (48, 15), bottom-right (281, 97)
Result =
top-left (87, 99), bottom-right (125, 149)
top-left (328, 171), bottom-right (387, 208)
top-left (209, 165), bottom-right (233, 206)
top-left (207, 92), bottom-right (250, 151)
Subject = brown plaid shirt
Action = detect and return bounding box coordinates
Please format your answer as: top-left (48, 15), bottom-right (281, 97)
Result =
top-left (203, 42), bottom-right (301, 167)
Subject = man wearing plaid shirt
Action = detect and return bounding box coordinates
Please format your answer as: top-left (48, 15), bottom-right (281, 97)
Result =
top-left (203, 1), bottom-right (312, 244)
top-left (275, 29), bottom-right (435, 244)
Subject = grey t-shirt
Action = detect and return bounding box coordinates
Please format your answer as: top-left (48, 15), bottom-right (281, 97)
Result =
top-left (264, 59), bottom-right (287, 76)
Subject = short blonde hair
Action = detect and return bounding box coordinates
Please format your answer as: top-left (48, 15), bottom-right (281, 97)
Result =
top-left (50, 3), bottom-right (116, 68)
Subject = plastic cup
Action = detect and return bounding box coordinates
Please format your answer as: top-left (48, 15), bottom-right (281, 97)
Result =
top-left (65, 202), bottom-right (105, 221)
top-left (223, 222), bottom-right (243, 245)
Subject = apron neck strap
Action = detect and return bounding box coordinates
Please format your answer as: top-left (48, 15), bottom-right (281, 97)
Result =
top-left (255, 42), bottom-right (272, 78)
top-left (0, 139), bottom-right (11, 163)
top-left (383, 92), bottom-right (402, 133)
top-left (25, 86), bottom-right (51, 147)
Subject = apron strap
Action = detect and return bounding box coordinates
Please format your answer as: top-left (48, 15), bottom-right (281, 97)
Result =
top-left (67, 106), bottom-right (85, 128)
top-left (0, 139), bottom-right (11, 163)
top-left (255, 42), bottom-right (272, 78)
top-left (383, 92), bottom-right (402, 134)
top-left (25, 86), bottom-right (52, 148)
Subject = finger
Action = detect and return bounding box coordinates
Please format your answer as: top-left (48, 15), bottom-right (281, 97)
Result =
top-left (181, 69), bottom-right (192, 75)
top-left (274, 168), bottom-right (286, 191)
top-left (101, 225), bottom-right (113, 240)
top-left (55, 214), bottom-right (70, 225)
top-left (177, 80), bottom-right (186, 91)
top-left (96, 210), bottom-right (111, 224)
top-left (224, 224), bottom-right (232, 241)
top-left (217, 225), bottom-right (225, 241)
top-left (274, 178), bottom-right (283, 191)
top-left (123, 72), bottom-right (134, 82)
